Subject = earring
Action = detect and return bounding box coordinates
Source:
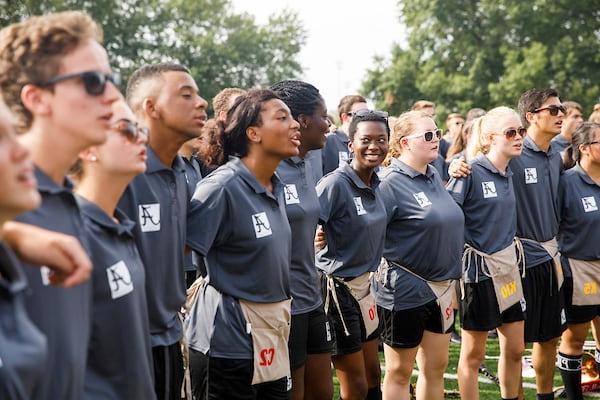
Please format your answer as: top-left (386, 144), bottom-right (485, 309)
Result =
top-left (90, 155), bottom-right (97, 162)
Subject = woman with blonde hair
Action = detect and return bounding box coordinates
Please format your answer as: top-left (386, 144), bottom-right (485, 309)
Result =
top-left (375, 110), bottom-right (464, 400)
top-left (447, 107), bottom-right (526, 400)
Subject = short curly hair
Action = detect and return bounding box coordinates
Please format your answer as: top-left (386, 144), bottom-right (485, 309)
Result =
top-left (0, 11), bottom-right (103, 131)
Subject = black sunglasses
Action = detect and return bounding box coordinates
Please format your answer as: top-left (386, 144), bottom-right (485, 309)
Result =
top-left (112, 119), bottom-right (148, 143)
top-left (39, 71), bottom-right (121, 96)
top-left (532, 104), bottom-right (566, 116)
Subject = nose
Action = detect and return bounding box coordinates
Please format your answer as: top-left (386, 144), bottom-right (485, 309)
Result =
top-left (196, 95), bottom-right (208, 110)
top-left (10, 132), bottom-right (30, 163)
top-left (103, 79), bottom-right (121, 105)
top-left (291, 118), bottom-right (300, 131)
top-left (137, 130), bottom-right (148, 145)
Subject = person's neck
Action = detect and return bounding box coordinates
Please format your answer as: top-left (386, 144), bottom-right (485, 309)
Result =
top-left (147, 124), bottom-right (188, 168)
top-left (297, 143), bottom-right (312, 159)
top-left (581, 157), bottom-right (600, 185)
top-left (485, 150), bottom-right (510, 175)
top-left (527, 126), bottom-right (554, 153)
top-left (241, 153), bottom-right (280, 191)
top-left (75, 171), bottom-right (132, 219)
top-left (20, 123), bottom-right (82, 185)
top-left (350, 159), bottom-right (375, 186)
top-left (178, 146), bottom-right (194, 160)
top-left (340, 124), bottom-right (350, 136)
top-left (398, 153), bottom-right (428, 175)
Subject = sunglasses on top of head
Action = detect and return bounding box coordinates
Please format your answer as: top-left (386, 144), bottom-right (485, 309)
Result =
top-left (532, 104), bottom-right (566, 116)
top-left (112, 119), bottom-right (148, 143)
top-left (38, 71), bottom-right (121, 96)
top-left (405, 128), bottom-right (442, 142)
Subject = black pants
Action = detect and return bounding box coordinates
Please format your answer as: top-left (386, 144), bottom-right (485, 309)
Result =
top-left (189, 348), bottom-right (208, 400)
top-left (152, 342), bottom-right (184, 400)
top-left (207, 356), bottom-right (289, 400)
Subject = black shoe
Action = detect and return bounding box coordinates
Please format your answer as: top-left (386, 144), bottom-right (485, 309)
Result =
top-left (450, 331), bottom-right (462, 344)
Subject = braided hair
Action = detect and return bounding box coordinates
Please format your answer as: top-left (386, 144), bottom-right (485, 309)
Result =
top-left (270, 80), bottom-right (323, 121)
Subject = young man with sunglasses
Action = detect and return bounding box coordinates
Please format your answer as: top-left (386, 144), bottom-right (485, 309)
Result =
top-left (123, 62), bottom-right (208, 400)
top-left (0, 11), bottom-right (120, 400)
top-left (450, 88), bottom-right (566, 400)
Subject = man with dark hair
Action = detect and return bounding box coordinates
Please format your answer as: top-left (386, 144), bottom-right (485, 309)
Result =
top-left (552, 101), bottom-right (584, 154)
top-left (411, 100), bottom-right (436, 117)
top-left (451, 88), bottom-right (566, 400)
top-left (318, 94), bottom-right (368, 176)
top-left (122, 62), bottom-right (208, 400)
top-left (212, 87), bottom-right (246, 122)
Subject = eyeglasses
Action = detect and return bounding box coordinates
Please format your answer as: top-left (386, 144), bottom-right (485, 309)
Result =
top-left (112, 119), bottom-right (148, 143)
top-left (493, 127), bottom-right (527, 139)
top-left (532, 104), bottom-right (566, 116)
top-left (405, 128), bottom-right (442, 142)
top-left (39, 71), bottom-right (121, 96)
top-left (588, 141), bottom-right (600, 146)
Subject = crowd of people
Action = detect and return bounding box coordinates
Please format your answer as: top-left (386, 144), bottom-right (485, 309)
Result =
top-left (1, 9), bottom-right (600, 400)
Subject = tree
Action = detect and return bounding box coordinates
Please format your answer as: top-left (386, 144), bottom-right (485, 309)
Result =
top-left (0, 0), bottom-right (306, 108)
top-left (362, 0), bottom-right (600, 121)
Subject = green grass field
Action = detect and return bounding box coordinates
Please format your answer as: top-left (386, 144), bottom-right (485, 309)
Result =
top-left (332, 335), bottom-right (600, 399)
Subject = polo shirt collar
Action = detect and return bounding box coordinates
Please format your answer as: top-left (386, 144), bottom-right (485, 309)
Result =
top-left (390, 157), bottom-right (435, 180)
top-left (0, 242), bottom-right (27, 297)
top-left (34, 165), bottom-right (73, 194)
top-left (474, 154), bottom-right (513, 177)
top-left (574, 163), bottom-right (600, 187)
top-left (146, 146), bottom-right (187, 174)
top-left (524, 135), bottom-right (560, 157)
top-left (341, 162), bottom-right (380, 190)
top-left (231, 157), bottom-right (282, 201)
top-left (77, 196), bottom-right (135, 238)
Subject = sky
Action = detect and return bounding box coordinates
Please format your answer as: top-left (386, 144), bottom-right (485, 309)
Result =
top-left (230, 0), bottom-right (407, 112)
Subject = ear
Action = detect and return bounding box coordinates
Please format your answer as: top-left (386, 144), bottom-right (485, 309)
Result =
top-left (142, 97), bottom-right (159, 120)
top-left (297, 114), bottom-right (309, 129)
top-left (525, 111), bottom-right (536, 126)
top-left (579, 143), bottom-right (591, 158)
top-left (79, 147), bottom-right (98, 162)
top-left (347, 140), bottom-right (354, 154)
top-left (246, 126), bottom-right (261, 144)
top-left (399, 137), bottom-right (410, 151)
top-left (20, 84), bottom-right (52, 118)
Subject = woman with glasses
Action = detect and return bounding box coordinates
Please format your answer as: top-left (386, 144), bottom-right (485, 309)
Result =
top-left (447, 107), bottom-right (526, 400)
top-left (557, 122), bottom-right (600, 400)
top-left (70, 99), bottom-right (156, 399)
top-left (316, 109), bottom-right (389, 400)
top-left (373, 110), bottom-right (464, 400)
top-left (185, 89), bottom-right (301, 400)
top-left (270, 80), bottom-right (334, 400)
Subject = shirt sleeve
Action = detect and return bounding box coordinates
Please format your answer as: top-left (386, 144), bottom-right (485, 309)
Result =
top-left (316, 174), bottom-right (343, 224)
top-left (186, 177), bottom-right (228, 256)
top-left (446, 175), bottom-right (471, 207)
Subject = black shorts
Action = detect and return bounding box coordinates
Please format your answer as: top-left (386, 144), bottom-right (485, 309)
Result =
top-left (207, 357), bottom-right (289, 400)
top-left (288, 307), bottom-right (334, 370)
top-left (321, 276), bottom-right (380, 356)
top-left (152, 342), bottom-right (184, 400)
top-left (461, 278), bottom-right (525, 331)
top-left (379, 299), bottom-right (452, 349)
top-left (523, 260), bottom-right (566, 343)
top-left (564, 276), bottom-right (600, 325)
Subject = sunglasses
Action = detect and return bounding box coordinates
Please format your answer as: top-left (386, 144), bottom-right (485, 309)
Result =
top-left (112, 119), bottom-right (148, 143)
top-left (405, 128), bottom-right (442, 142)
top-left (40, 71), bottom-right (121, 96)
top-left (532, 104), bottom-right (566, 116)
top-left (494, 127), bottom-right (527, 139)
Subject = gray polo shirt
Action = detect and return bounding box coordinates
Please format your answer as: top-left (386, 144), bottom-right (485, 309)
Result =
top-left (0, 242), bottom-right (47, 400)
top-left (558, 164), bottom-right (600, 276)
top-left (277, 157), bottom-right (322, 315)
top-left (510, 136), bottom-right (562, 268)
top-left (374, 158), bottom-right (464, 311)
top-left (551, 134), bottom-right (570, 154)
top-left (186, 158), bottom-right (292, 358)
top-left (77, 197), bottom-right (155, 400)
top-left (305, 149), bottom-right (324, 183)
top-left (182, 156), bottom-right (202, 273)
top-left (117, 147), bottom-right (189, 347)
top-left (14, 167), bottom-right (92, 400)
top-left (447, 155), bottom-right (517, 282)
top-left (321, 130), bottom-right (350, 175)
top-left (315, 163), bottom-right (386, 278)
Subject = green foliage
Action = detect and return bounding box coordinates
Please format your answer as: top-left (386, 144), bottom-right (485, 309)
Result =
top-left (0, 0), bottom-right (306, 109)
top-left (362, 0), bottom-right (600, 122)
